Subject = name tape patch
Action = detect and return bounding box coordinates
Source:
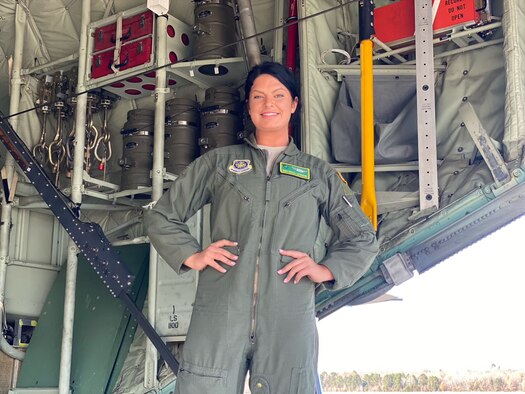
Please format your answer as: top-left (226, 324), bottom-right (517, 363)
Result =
top-left (279, 162), bottom-right (310, 180)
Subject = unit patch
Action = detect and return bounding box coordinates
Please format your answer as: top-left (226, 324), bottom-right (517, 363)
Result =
top-left (229, 159), bottom-right (253, 174)
top-left (279, 162), bottom-right (311, 180)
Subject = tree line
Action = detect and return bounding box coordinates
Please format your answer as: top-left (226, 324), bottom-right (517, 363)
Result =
top-left (320, 370), bottom-right (525, 392)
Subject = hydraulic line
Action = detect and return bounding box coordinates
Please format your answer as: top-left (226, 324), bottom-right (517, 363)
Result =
top-left (236, 0), bottom-right (262, 68)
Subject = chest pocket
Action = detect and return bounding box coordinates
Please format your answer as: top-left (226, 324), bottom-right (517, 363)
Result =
top-left (270, 180), bottom-right (321, 252)
top-left (280, 179), bottom-right (320, 208)
top-left (212, 168), bottom-right (254, 242)
top-left (216, 167), bottom-right (252, 203)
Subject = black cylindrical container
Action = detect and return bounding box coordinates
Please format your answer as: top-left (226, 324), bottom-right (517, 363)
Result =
top-left (165, 98), bottom-right (200, 175)
top-left (199, 86), bottom-right (243, 154)
top-left (119, 109), bottom-right (154, 190)
top-left (193, 0), bottom-right (237, 59)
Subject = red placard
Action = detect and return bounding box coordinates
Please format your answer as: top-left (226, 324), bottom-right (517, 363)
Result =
top-left (374, 0), bottom-right (479, 46)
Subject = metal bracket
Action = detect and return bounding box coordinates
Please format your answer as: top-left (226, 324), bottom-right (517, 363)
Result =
top-left (380, 253), bottom-right (414, 286)
top-left (415, 0), bottom-right (439, 210)
top-left (459, 102), bottom-right (511, 187)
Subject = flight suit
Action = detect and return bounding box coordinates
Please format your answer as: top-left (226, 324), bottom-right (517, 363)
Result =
top-left (145, 135), bottom-right (379, 393)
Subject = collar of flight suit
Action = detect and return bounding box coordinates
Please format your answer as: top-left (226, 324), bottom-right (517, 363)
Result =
top-left (244, 132), bottom-right (301, 157)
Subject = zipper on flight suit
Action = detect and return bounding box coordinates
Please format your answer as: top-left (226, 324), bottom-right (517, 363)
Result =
top-left (283, 180), bottom-right (320, 207)
top-left (217, 170), bottom-right (252, 202)
top-left (250, 150), bottom-right (274, 344)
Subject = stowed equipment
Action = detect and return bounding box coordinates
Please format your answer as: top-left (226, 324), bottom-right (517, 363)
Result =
top-left (0, 111), bottom-right (179, 375)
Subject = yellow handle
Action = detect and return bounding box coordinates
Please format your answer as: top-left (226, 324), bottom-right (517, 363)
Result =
top-left (360, 39), bottom-right (377, 230)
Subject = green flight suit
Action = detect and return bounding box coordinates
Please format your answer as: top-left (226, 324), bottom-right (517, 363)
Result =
top-left (145, 135), bottom-right (379, 394)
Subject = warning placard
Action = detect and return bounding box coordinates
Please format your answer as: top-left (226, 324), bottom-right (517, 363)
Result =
top-left (375, 0), bottom-right (480, 46)
top-left (437, 0), bottom-right (478, 28)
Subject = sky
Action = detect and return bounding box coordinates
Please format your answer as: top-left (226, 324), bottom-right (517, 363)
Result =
top-left (317, 214), bottom-right (525, 374)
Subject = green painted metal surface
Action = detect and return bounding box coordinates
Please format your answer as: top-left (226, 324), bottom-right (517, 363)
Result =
top-left (16, 244), bottom-right (150, 393)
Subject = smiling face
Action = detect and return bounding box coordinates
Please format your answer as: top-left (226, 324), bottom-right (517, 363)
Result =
top-left (248, 74), bottom-right (298, 146)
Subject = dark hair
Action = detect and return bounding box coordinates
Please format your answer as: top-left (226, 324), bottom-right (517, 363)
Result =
top-left (244, 61), bottom-right (300, 123)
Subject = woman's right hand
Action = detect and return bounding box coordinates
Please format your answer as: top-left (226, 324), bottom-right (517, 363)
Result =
top-left (183, 239), bottom-right (238, 273)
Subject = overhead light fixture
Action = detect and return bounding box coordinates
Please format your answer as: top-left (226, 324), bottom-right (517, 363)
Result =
top-left (147, 0), bottom-right (170, 16)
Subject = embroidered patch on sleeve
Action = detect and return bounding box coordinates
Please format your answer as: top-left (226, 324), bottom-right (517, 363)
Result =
top-left (279, 162), bottom-right (311, 180)
top-left (229, 160), bottom-right (253, 174)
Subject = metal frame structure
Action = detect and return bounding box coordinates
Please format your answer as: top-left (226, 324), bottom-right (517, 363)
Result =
top-left (414, 0), bottom-right (439, 210)
top-left (0, 110), bottom-right (181, 373)
top-left (314, 2), bottom-right (502, 216)
top-left (0, 8), bottom-right (255, 390)
top-left (1, 1), bottom-right (522, 393)
top-left (370, 21), bottom-right (503, 64)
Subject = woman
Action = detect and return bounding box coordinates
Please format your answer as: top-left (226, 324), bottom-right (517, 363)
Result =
top-left (145, 61), bottom-right (378, 394)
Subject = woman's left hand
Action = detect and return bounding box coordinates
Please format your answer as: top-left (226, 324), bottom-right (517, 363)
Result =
top-left (277, 249), bottom-right (334, 284)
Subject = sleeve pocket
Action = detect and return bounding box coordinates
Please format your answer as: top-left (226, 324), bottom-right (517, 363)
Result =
top-left (332, 207), bottom-right (369, 238)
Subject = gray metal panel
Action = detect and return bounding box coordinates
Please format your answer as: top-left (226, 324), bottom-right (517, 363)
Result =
top-left (10, 209), bottom-right (66, 267)
top-left (155, 210), bottom-right (200, 340)
top-left (5, 263), bottom-right (58, 318)
top-left (155, 256), bottom-right (197, 339)
top-left (6, 208), bottom-right (66, 318)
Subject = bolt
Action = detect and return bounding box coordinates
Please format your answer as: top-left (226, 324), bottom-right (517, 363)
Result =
top-left (463, 70), bottom-right (469, 75)
top-left (462, 97), bottom-right (468, 102)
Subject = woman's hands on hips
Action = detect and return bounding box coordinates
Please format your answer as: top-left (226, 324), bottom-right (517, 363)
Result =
top-left (277, 249), bottom-right (334, 284)
top-left (183, 239), bottom-right (238, 273)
